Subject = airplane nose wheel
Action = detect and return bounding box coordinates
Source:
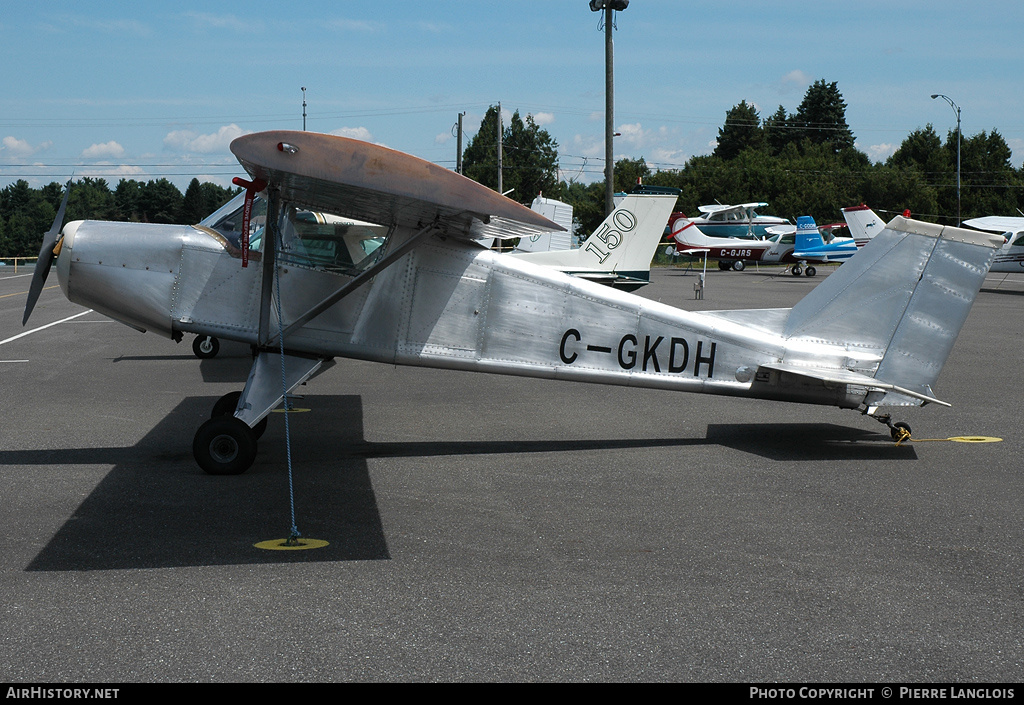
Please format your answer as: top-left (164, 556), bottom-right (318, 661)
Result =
top-left (192, 335), bottom-right (220, 359)
top-left (193, 416), bottom-right (258, 475)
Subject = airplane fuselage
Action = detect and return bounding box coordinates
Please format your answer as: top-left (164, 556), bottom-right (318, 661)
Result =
top-left (55, 217), bottom-right (878, 411)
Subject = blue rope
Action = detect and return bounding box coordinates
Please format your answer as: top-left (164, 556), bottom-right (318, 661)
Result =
top-left (273, 255), bottom-right (300, 543)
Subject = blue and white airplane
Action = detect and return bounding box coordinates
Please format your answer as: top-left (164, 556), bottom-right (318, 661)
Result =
top-left (791, 206), bottom-right (888, 272)
top-left (793, 216), bottom-right (858, 263)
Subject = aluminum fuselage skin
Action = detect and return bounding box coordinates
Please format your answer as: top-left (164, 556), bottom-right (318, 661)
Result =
top-left (55, 217), bottom-right (877, 411)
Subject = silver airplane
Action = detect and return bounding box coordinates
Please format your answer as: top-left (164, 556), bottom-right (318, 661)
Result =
top-left (23, 130), bottom-right (1003, 475)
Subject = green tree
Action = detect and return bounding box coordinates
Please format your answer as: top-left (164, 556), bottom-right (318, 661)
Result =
top-left (462, 105), bottom-right (560, 203)
top-left (138, 179), bottom-right (183, 223)
top-left (790, 80), bottom-right (855, 154)
top-left (112, 179), bottom-right (142, 221)
top-left (66, 177), bottom-right (114, 222)
top-left (762, 105), bottom-right (792, 155)
top-left (179, 178), bottom-right (208, 224)
top-left (714, 100), bottom-right (763, 160)
top-left (613, 157), bottom-right (652, 193)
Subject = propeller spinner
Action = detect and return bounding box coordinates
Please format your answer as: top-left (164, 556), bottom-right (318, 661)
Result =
top-left (23, 180), bottom-right (71, 325)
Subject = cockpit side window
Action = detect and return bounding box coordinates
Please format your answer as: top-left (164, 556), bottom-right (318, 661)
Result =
top-left (275, 203), bottom-right (389, 276)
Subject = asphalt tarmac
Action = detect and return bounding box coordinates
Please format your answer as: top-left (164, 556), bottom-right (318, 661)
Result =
top-left (2, 262), bottom-right (1022, 683)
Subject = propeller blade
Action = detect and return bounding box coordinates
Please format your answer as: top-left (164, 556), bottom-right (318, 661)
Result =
top-left (23, 180), bottom-right (72, 325)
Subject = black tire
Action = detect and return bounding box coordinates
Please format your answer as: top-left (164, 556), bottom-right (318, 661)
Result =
top-left (791, 265), bottom-right (803, 276)
top-left (193, 416), bottom-right (258, 475)
top-left (891, 421), bottom-right (912, 441)
top-left (732, 260), bottom-right (745, 271)
top-left (210, 391), bottom-right (268, 439)
top-left (805, 266), bottom-right (817, 277)
top-left (718, 260), bottom-right (731, 271)
top-left (192, 336), bottom-right (220, 359)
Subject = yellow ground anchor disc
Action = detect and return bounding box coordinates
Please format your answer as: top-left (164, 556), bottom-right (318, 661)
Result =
top-left (254, 538), bottom-right (330, 551)
top-left (910, 436), bottom-right (1003, 443)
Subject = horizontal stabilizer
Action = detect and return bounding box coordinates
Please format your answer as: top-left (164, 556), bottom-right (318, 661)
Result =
top-left (757, 362), bottom-right (950, 407)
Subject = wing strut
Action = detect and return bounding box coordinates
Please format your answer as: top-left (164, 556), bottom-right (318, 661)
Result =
top-left (265, 218), bottom-right (441, 347)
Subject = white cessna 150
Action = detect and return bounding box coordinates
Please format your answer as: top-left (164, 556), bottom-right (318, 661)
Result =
top-left (24, 131), bottom-right (1002, 475)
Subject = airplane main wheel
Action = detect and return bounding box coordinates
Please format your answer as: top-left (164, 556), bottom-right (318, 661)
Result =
top-left (211, 391), bottom-right (268, 439)
top-left (791, 265), bottom-right (803, 276)
top-left (718, 260), bottom-right (731, 271)
top-left (805, 266), bottom-right (817, 277)
top-left (193, 335), bottom-right (220, 359)
top-left (732, 260), bottom-right (745, 271)
top-left (193, 416), bottom-right (258, 475)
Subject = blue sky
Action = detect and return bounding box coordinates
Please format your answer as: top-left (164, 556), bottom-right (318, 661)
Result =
top-left (2, 1), bottom-right (1022, 195)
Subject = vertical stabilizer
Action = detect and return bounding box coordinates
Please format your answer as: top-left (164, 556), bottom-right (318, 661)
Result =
top-left (794, 215), bottom-right (824, 251)
top-left (841, 205), bottom-right (886, 245)
top-left (512, 185), bottom-right (678, 289)
top-left (783, 217), bottom-right (1001, 403)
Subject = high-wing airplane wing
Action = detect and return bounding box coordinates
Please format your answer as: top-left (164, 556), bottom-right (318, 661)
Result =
top-left (231, 131), bottom-right (561, 242)
top-left (963, 216), bottom-right (1024, 236)
top-left (696, 202), bottom-right (769, 216)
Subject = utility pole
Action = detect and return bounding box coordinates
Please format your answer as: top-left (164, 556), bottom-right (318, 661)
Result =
top-left (301, 87), bottom-right (307, 131)
top-left (590, 1), bottom-right (629, 215)
top-left (497, 101), bottom-right (503, 194)
top-left (456, 112), bottom-right (465, 174)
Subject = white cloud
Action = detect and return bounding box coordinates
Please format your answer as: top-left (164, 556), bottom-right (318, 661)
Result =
top-left (183, 12), bottom-right (262, 33)
top-left (1, 136), bottom-right (51, 159)
top-left (435, 132), bottom-right (452, 145)
top-left (863, 142), bottom-right (897, 163)
top-left (81, 141), bottom-right (125, 159)
top-left (781, 70), bottom-right (812, 87)
top-left (164, 124), bottom-right (246, 153)
top-left (328, 127), bottom-right (374, 142)
top-left (531, 112), bottom-right (555, 126)
top-left (77, 164), bottom-right (146, 180)
top-left (615, 122), bottom-right (651, 149)
top-left (326, 19), bottom-right (385, 33)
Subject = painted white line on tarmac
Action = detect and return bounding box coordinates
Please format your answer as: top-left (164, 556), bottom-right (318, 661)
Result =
top-left (0, 309), bottom-right (94, 347)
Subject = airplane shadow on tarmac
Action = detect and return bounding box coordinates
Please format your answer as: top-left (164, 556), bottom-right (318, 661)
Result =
top-left (15, 394), bottom-right (914, 572)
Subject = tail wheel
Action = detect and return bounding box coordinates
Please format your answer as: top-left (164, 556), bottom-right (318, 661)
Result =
top-left (891, 422), bottom-right (912, 442)
top-left (193, 416), bottom-right (258, 475)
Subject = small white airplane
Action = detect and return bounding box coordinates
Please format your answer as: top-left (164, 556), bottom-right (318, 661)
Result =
top-left (689, 202), bottom-right (789, 239)
top-left (24, 130), bottom-right (1003, 475)
top-left (668, 214), bottom-right (802, 272)
top-left (963, 216), bottom-right (1024, 273)
top-left (512, 185), bottom-right (678, 291)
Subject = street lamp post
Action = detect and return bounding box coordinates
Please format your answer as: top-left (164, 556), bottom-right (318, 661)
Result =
top-left (931, 93), bottom-right (961, 225)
